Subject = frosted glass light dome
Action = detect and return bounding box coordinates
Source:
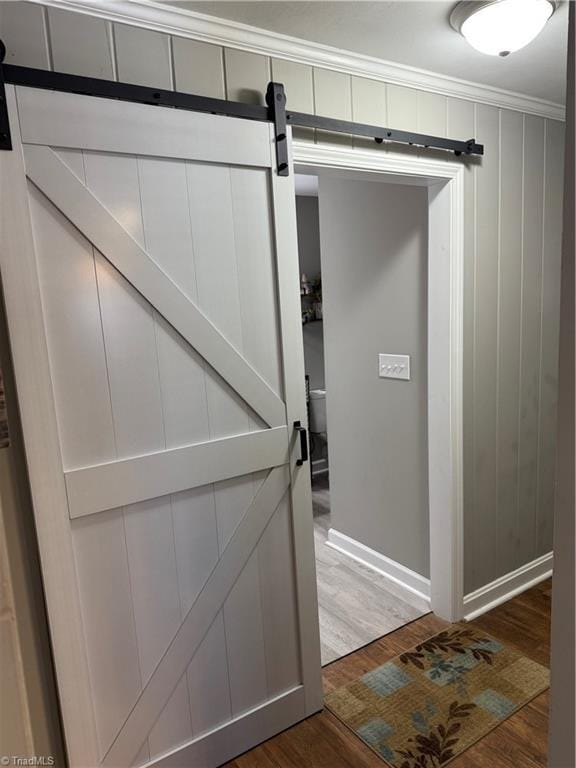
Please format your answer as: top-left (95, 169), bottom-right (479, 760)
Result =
top-left (450, 0), bottom-right (556, 57)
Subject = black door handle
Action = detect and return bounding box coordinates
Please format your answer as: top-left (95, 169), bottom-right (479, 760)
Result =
top-left (294, 421), bottom-right (309, 466)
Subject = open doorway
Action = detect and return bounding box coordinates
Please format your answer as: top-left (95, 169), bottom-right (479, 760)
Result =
top-left (295, 170), bottom-right (435, 665)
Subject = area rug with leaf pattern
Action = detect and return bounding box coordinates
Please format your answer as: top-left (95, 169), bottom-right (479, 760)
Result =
top-left (324, 625), bottom-right (549, 767)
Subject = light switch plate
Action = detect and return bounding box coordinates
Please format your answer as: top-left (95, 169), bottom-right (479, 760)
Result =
top-left (379, 353), bottom-right (411, 380)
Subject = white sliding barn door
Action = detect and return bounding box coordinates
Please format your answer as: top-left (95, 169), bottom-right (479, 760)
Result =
top-left (0, 85), bottom-right (322, 768)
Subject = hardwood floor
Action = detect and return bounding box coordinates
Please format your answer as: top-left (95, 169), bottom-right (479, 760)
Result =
top-left (225, 580), bottom-right (552, 768)
top-left (312, 474), bottom-right (428, 664)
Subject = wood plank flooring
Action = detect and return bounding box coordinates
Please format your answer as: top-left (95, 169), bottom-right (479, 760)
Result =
top-left (225, 580), bottom-right (552, 768)
top-left (312, 474), bottom-right (429, 664)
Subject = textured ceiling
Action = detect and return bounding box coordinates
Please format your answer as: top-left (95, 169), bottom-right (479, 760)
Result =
top-left (171, 1), bottom-right (568, 104)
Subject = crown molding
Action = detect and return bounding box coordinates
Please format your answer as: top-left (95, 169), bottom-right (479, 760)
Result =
top-left (31, 0), bottom-right (565, 121)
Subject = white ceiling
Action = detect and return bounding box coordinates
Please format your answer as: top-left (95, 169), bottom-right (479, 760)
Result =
top-left (172, 1), bottom-right (568, 104)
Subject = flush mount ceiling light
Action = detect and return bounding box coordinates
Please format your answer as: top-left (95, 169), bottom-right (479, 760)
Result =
top-left (450, 0), bottom-right (556, 57)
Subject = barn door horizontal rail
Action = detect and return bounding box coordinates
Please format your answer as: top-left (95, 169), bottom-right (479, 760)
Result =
top-left (0, 42), bottom-right (484, 172)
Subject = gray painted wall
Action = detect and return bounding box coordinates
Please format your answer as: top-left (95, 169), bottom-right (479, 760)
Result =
top-left (296, 196), bottom-right (325, 392)
top-left (319, 177), bottom-right (430, 577)
top-left (0, 2), bottom-right (565, 595)
top-left (296, 196), bottom-right (322, 280)
top-left (302, 322), bottom-right (325, 393)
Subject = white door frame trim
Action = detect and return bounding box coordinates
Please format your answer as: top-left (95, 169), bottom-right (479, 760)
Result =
top-left (292, 140), bottom-right (465, 622)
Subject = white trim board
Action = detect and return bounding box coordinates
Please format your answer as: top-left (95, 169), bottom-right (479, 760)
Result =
top-left (294, 140), bottom-right (464, 623)
top-left (463, 552), bottom-right (554, 621)
top-left (326, 528), bottom-right (431, 605)
top-left (32, 0), bottom-right (565, 121)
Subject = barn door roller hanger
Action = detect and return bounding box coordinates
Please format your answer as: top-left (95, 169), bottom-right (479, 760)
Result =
top-left (0, 39), bottom-right (484, 173)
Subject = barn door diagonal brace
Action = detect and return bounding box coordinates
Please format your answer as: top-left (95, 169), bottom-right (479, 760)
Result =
top-left (0, 44), bottom-right (484, 161)
top-left (0, 42), bottom-right (13, 151)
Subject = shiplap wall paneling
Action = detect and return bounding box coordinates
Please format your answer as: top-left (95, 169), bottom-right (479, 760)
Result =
top-left (313, 68), bottom-right (352, 146)
top-left (387, 84), bottom-right (418, 132)
top-left (271, 58), bottom-right (315, 142)
top-left (537, 119), bottom-right (565, 553)
top-left (447, 98), bottom-right (475, 141)
top-left (224, 49), bottom-right (270, 104)
top-left (271, 59), bottom-right (314, 112)
top-left (385, 84), bottom-right (421, 160)
top-left (113, 25), bottom-right (172, 89)
top-left (518, 115), bottom-right (546, 567)
top-left (0, 2), bottom-right (50, 69)
top-left (48, 8), bottom-right (114, 79)
top-left (415, 90), bottom-right (449, 162)
top-left (417, 91), bottom-right (447, 137)
top-left (446, 98), bottom-right (476, 594)
top-left (173, 38), bottom-right (225, 98)
top-left (497, 109), bottom-right (524, 576)
top-left (351, 76), bottom-right (387, 151)
top-left (471, 105), bottom-right (500, 592)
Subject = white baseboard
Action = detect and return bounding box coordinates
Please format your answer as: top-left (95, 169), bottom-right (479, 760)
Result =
top-left (326, 528), bottom-right (431, 605)
top-left (463, 552), bottom-right (554, 621)
top-left (326, 532), bottom-right (553, 622)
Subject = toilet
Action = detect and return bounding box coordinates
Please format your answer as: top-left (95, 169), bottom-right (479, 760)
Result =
top-left (309, 389), bottom-right (327, 434)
